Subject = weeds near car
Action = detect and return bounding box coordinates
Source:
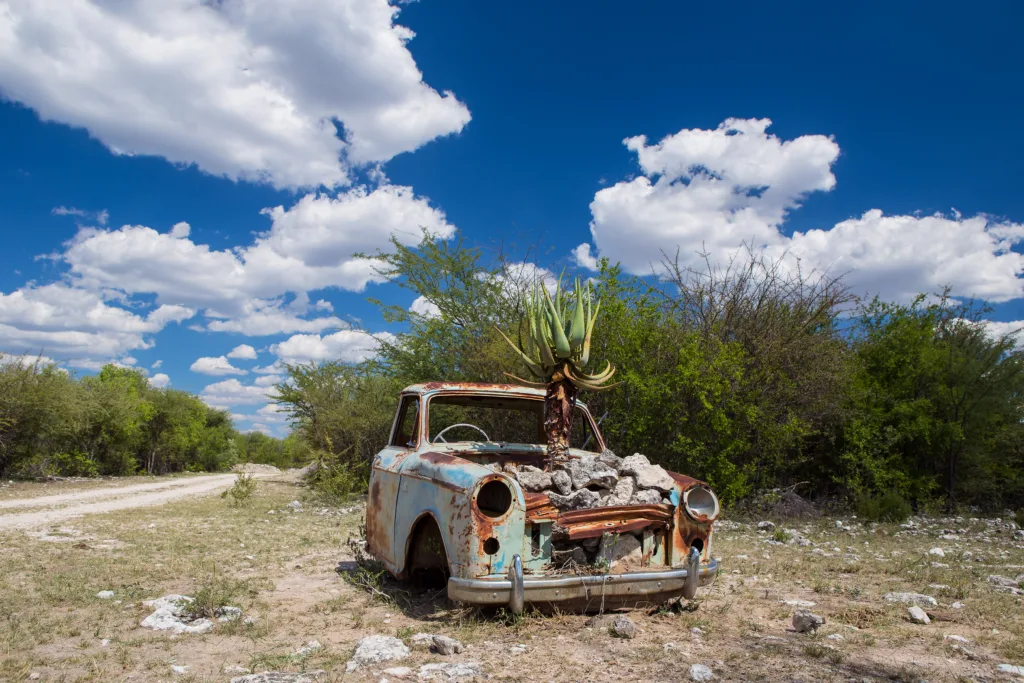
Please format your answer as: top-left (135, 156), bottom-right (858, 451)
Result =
top-left (186, 567), bottom-right (248, 618)
top-left (221, 473), bottom-right (257, 506)
top-left (771, 528), bottom-right (792, 543)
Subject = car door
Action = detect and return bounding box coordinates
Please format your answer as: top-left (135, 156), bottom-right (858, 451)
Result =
top-left (365, 395), bottom-right (419, 570)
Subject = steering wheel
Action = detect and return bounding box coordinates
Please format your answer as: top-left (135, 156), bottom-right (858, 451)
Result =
top-left (434, 423), bottom-right (490, 443)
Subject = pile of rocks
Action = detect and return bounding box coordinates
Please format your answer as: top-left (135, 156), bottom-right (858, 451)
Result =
top-left (514, 451), bottom-right (675, 512)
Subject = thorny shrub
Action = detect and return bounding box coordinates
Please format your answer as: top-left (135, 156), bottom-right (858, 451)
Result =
top-left (221, 473), bottom-right (258, 506)
top-left (855, 491), bottom-right (912, 524)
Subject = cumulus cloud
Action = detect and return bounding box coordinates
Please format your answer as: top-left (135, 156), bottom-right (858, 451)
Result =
top-left (149, 373), bottom-right (170, 388)
top-left (151, 359), bottom-right (163, 369)
top-left (62, 184), bottom-right (453, 327)
top-left (0, 0), bottom-right (470, 189)
top-left (271, 329), bottom-right (392, 365)
top-left (409, 295), bottom-right (441, 318)
top-left (256, 403), bottom-right (288, 424)
top-left (226, 344), bottom-right (258, 360)
top-left (199, 378), bottom-right (273, 409)
top-left (579, 118), bottom-right (1024, 303)
top-left (190, 355), bottom-right (247, 376)
top-left (0, 283), bottom-right (193, 357)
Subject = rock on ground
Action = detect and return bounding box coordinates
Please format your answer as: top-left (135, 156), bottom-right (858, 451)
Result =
top-left (883, 592), bottom-right (938, 607)
top-left (139, 595), bottom-right (215, 635)
top-left (345, 635), bottom-right (410, 673)
top-left (96, 590), bottom-right (115, 599)
top-left (928, 547), bottom-right (945, 557)
top-left (231, 463), bottom-right (281, 474)
top-left (417, 662), bottom-right (483, 681)
top-left (792, 609), bottom-right (824, 633)
top-left (908, 606), bottom-right (930, 624)
top-left (231, 673), bottom-right (325, 683)
top-left (689, 663), bottom-right (714, 681)
top-left (431, 635), bottom-right (464, 655)
top-left (757, 521), bottom-right (776, 532)
top-left (611, 615), bottom-right (636, 639)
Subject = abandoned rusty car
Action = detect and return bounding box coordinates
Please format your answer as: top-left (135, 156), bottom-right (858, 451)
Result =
top-left (365, 382), bottom-right (720, 613)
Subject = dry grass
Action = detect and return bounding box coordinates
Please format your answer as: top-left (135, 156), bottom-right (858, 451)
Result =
top-left (0, 480), bottom-right (1022, 682)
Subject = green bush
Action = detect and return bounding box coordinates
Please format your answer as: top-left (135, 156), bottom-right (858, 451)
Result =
top-left (1015, 509), bottom-right (1024, 530)
top-left (10, 451), bottom-right (99, 478)
top-left (855, 491), bottom-right (912, 524)
top-left (221, 473), bottom-right (258, 506)
top-left (309, 458), bottom-right (369, 505)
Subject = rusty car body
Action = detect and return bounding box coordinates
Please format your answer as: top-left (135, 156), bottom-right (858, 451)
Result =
top-left (365, 382), bottom-right (720, 613)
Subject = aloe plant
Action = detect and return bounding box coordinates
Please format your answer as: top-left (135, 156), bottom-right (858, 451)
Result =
top-left (496, 276), bottom-right (617, 466)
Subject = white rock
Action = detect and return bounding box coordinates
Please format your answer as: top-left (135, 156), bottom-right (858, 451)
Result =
top-left (756, 521), bottom-right (776, 532)
top-left (780, 599), bottom-right (816, 607)
top-left (826, 634), bottom-right (844, 641)
top-left (793, 609), bottom-right (824, 632)
top-left (952, 602), bottom-right (965, 609)
top-left (383, 668), bottom-right (413, 679)
top-left (416, 662), bottom-right (483, 681)
top-left (997, 664), bottom-right (1024, 675)
top-left (100, 638), bottom-right (110, 647)
top-left (603, 476), bottom-right (636, 507)
top-left (515, 468), bottom-right (553, 492)
top-left (908, 606), bottom-right (930, 624)
top-left (294, 640), bottom-right (322, 657)
top-left (346, 635), bottom-right (410, 673)
top-left (430, 635), bottom-right (463, 655)
top-left (689, 663), bottom-right (714, 681)
top-left (944, 634), bottom-right (970, 644)
top-left (171, 665), bottom-right (190, 675)
top-left (928, 547), bottom-right (945, 558)
top-left (96, 590), bottom-right (115, 599)
top-left (288, 500), bottom-right (302, 509)
top-left (884, 592), bottom-right (937, 607)
top-left (216, 606), bottom-right (243, 622)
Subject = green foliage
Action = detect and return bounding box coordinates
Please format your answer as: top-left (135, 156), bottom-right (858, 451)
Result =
top-left (221, 473), bottom-right (258, 506)
top-left (0, 356), bottom-right (279, 478)
top-left (1014, 510), bottom-right (1024, 530)
top-left (186, 568), bottom-right (249, 619)
top-left (771, 528), bottom-right (792, 543)
top-left (855, 491), bottom-right (912, 523)
top-left (496, 276), bottom-right (616, 390)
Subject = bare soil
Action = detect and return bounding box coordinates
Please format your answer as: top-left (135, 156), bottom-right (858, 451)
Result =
top-left (0, 477), bottom-right (1022, 682)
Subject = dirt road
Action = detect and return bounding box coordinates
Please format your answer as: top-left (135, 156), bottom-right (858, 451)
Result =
top-left (0, 473), bottom-right (269, 530)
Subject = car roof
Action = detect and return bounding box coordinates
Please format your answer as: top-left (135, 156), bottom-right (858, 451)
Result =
top-left (403, 382), bottom-right (546, 398)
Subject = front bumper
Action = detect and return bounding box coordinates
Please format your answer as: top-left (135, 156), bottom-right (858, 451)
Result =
top-left (448, 549), bottom-right (719, 613)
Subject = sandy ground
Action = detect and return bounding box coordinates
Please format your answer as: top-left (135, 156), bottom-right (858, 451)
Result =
top-left (0, 472), bottom-right (275, 530)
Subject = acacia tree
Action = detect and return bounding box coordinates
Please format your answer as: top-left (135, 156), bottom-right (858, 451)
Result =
top-left (497, 277), bottom-right (617, 467)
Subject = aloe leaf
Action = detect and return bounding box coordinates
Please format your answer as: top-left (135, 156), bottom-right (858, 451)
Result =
top-left (494, 325), bottom-right (545, 377)
top-left (534, 298), bottom-right (557, 368)
top-left (569, 277), bottom-right (586, 351)
top-left (544, 287), bottom-right (572, 359)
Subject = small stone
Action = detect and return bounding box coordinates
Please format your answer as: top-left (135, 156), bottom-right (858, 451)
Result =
top-left (987, 575), bottom-right (1020, 588)
top-left (562, 456), bottom-right (618, 490)
top-left (689, 663), bottom-right (714, 681)
top-left (216, 606), bottom-right (243, 622)
top-left (1014, 529), bottom-right (1024, 540)
top-left (345, 635), bottom-right (410, 673)
top-left (757, 521), bottom-right (776, 533)
top-left (781, 599), bottom-right (815, 607)
top-left (28, 675), bottom-right (41, 681)
top-left (602, 476), bottom-right (636, 507)
top-left (230, 673), bottom-right (326, 683)
top-left (382, 668), bottom-right (413, 679)
top-left (224, 666), bottom-right (251, 674)
top-left (997, 664), bottom-right (1024, 675)
top-left (288, 500), bottom-right (302, 509)
top-left (826, 634), bottom-right (844, 641)
top-left (883, 592), bottom-right (937, 607)
top-left (611, 615), bottom-right (636, 639)
top-left (944, 634), bottom-right (970, 644)
top-left (952, 602), bottom-right (965, 609)
top-left (172, 665), bottom-right (191, 674)
top-left (628, 489), bottom-right (663, 506)
top-left (430, 635), bottom-right (464, 655)
top-left (509, 644), bottom-right (527, 655)
top-left (515, 468), bottom-right (553, 492)
top-left (294, 640), bottom-right (322, 657)
top-left (908, 606), bottom-right (930, 624)
top-left (548, 488), bottom-right (601, 511)
top-left (597, 450), bottom-right (622, 469)
top-left (792, 609), bottom-right (824, 633)
top-left (100, 638), bottom-right (110, 647)
top-left (928, 547), bottom-right (945, 558)
top-left (96, 590), bottom-right (115, 599)
top-left (550, 470), bottom-right (572, 495)
top-left (416, 662), bottom-right (483, 681)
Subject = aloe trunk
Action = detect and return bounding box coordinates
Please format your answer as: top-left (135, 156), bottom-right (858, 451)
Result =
top-left (496, 276), bottom-right (618, 469)
top-left (544, 377), bottom-right (577, 467)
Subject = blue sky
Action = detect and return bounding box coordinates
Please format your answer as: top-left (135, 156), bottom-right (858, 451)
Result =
top-left (1, 0), bottom-right (1022, 435)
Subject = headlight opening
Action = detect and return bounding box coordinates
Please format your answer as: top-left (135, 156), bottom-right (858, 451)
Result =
top-left (683, 486), bottom-right (720, 522)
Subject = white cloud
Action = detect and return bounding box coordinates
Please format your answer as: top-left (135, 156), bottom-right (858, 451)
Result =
top-left (0, 352), bottom-right (60, 368)
top-left (257, 403), bottom-right (288, 424)
top-left (271, 329), bottom-right (391, 365)
top-left (149, 373), bottom-right (170, 388)
top-left (62, 184), bottom-right (452, 323)
top-left (244, 423), bottom-right (273, 435)
top-left (0, 283), bottom-right (193, 357)
top-left (984, 320), bottom-right (1024, 343)
top-left (0, 0), bottom-right (470, 189)
top-left (190, 355), bottom-right (247, 376)
top-left (226, 344), bottom-right (258, 360)
top-left (199, 378), bottom-right (273, 409)
top-left (151, 359), bottom-right (163, 369)
top-left (781, 210), bottom-right (1024, 303)
top-left (52, 206), bottom-right (108, 225)
top-left (409, 295), bottom-right (441, 318)
top-left (581, 118), bottom-right (1024, 303)
top-left (254, 374), bottom-right (284, 387)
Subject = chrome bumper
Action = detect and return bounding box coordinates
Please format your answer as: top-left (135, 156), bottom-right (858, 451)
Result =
top-left (448, 548), bottom-right (719, 614)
